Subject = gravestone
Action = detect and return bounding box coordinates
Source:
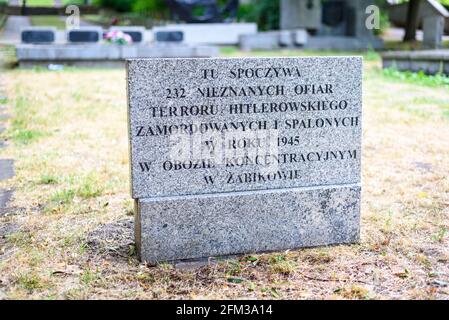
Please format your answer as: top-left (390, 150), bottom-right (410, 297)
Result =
top-left (21, 27), bottom-right (56, 44)
top-left (280, 0), bottom-right (322, 31)
top-left (110, 26), bottom-right (146, 43)
top-left (154, 31), bottom-right (184, 43)
top-left (421, 0), bottom-right (449, 49)
top-left (67, 27), bottom-right (102, 43)
top-left (277, 0), bottom-right (383, 50)
top-left (152, 23), bottom-right (257, 45)
top-left (127, 57), bottom-right (362, 263)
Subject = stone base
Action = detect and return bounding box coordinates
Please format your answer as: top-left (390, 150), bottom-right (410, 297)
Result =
top-left (304, 36), bottom-right (384, 50)
top-left (382, 49), bottom-right (449, 75)
top-left (16, 44), bottom-right (219, 68)
top-left (239, 32), bottom-right (383, 51)
top-left (136, 184), bottom-right (361, 263)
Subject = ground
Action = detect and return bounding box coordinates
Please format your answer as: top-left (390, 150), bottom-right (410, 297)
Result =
top-left (0, 49), bottom-right (448, 300)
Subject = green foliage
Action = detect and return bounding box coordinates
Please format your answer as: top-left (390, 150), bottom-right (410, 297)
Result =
top-left (9, 96), bottom-right (47, 145)
top-left (50, 189), bottom-right (76, 205)
top-left (397, 0), bottom-right (449, 5)
top-left (23, 0), bottom-right (84, 5)
top-left (93, 0), bottom-right (169, 15)
top-left (93, 0), bottom-right (136, 12)
top-left (382, 68), bottom-right (449, 87)
top-left (38, 174), bottom-right (59, 185)
top-left (132, 0), bottom-right (168, 17)
top-left (374, 1), bottom-right (391, 36)
top-left (15, 273), bottom-right (45, 292)
top-left (238, 0), bottom-right (279, 31)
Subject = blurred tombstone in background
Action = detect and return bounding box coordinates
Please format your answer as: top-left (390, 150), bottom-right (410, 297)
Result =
top-left (421, 0), bottom-right (449, 49)
top-left (154, 31), bottom-right (184, 43)
top-left (242, 0), bottom-right (383, 51)
top-left (67, 27), bottom-right (103, 43)
top-left (156, 0), bottom-right (257, 46)
top-left (166, 0), bottom-right (239, 23)
top-left (281, 0), bottom-right (322, 32)
top-left (21, 27), bottom-right (56, 44)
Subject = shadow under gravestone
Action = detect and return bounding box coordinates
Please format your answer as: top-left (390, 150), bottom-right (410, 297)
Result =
top-left (86, 218), bottom-right (135, 261)
top-left (0, 113), bottom-right (15, 217)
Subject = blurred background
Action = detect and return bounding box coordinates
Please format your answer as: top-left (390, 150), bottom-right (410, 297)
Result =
top-left (0, 0), bottom-right (448, 69)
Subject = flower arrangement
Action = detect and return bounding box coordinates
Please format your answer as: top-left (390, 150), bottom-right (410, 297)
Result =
top-left (104, 30), bottom-right (133, 45)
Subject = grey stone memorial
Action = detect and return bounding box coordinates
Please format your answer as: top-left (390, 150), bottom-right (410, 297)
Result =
top-left (21, 27), bottom-right (56, 44)
top-left (127, 57), bottom-right (363, 263)
top-left (67, 27), bottom-right (103, 43)
top-left (421, 0), bottom-right (449, 49)
top-left (155, 31), bottom-right (184, 43)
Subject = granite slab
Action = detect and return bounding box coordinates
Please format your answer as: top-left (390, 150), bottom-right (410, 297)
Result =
top-left (136, 184), bottom-right (361, 263)
top-left (127, 57), bottom-right (362, 198)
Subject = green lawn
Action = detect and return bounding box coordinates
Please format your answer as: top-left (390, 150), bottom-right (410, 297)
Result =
top-left (24, 0), bottom-right (85, 6)
top-left (30, 15), bottom-right (66, 29)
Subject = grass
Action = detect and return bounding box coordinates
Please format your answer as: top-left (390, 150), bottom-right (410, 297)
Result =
top-left (0, 13), bottom-right (6, 31)
top-left (0, 45), bottom-right (17, 69)
top-left (382, 68), bottom-right (449, 88)
top-left (30, 16), bottom-right (67, 29)
top-left (0, 50), bottom-right (448, 299)
top-left (25, 0), bottom-right (84, 6)
top-left (220, 46), bottom-right (381, 61)
top-left (384, 40), bottom-right (449, 51)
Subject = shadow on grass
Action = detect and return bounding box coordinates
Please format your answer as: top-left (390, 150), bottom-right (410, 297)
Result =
top-left (86, 218), bottom-right (136, 262)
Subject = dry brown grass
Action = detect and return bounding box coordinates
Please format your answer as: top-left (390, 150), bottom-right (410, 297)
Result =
top-left (0, 55), bottom-right (448, 300)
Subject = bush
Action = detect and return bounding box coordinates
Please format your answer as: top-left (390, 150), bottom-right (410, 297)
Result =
top-left (132, 0), bottom-right (168, 15)
top-left (94, 0), bottom-right (136, 12)
top-left (238, 0), bottom-right (279, 31)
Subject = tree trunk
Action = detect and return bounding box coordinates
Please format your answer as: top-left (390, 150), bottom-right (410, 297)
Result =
top-left (403, 0), bottom-right (421, 42)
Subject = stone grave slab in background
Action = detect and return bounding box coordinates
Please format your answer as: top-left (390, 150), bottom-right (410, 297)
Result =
top-left (152, 23), bottom-right (257, 45)
top-left (21, 27), bottom-right (56, 44)
top-left (127, 57), bottom-right (363, 263)
top-left (67, 27), bottom-right (103, 43)
top-left (382, 50), bottom-right (449, 76)
top-left (154, 31), bottom-right (184, 43)
top-left (110, 26), bottom-right (146, 43)
top-left (16, 44), bottom-right (219, 68)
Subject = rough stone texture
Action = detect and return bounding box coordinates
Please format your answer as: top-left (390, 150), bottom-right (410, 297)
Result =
top-left (137, 185), bottom-right (361, 263)
top-left (128, 56), bottom-right (363, 263)
top-left (127, 57), bottom-right (362, 199)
